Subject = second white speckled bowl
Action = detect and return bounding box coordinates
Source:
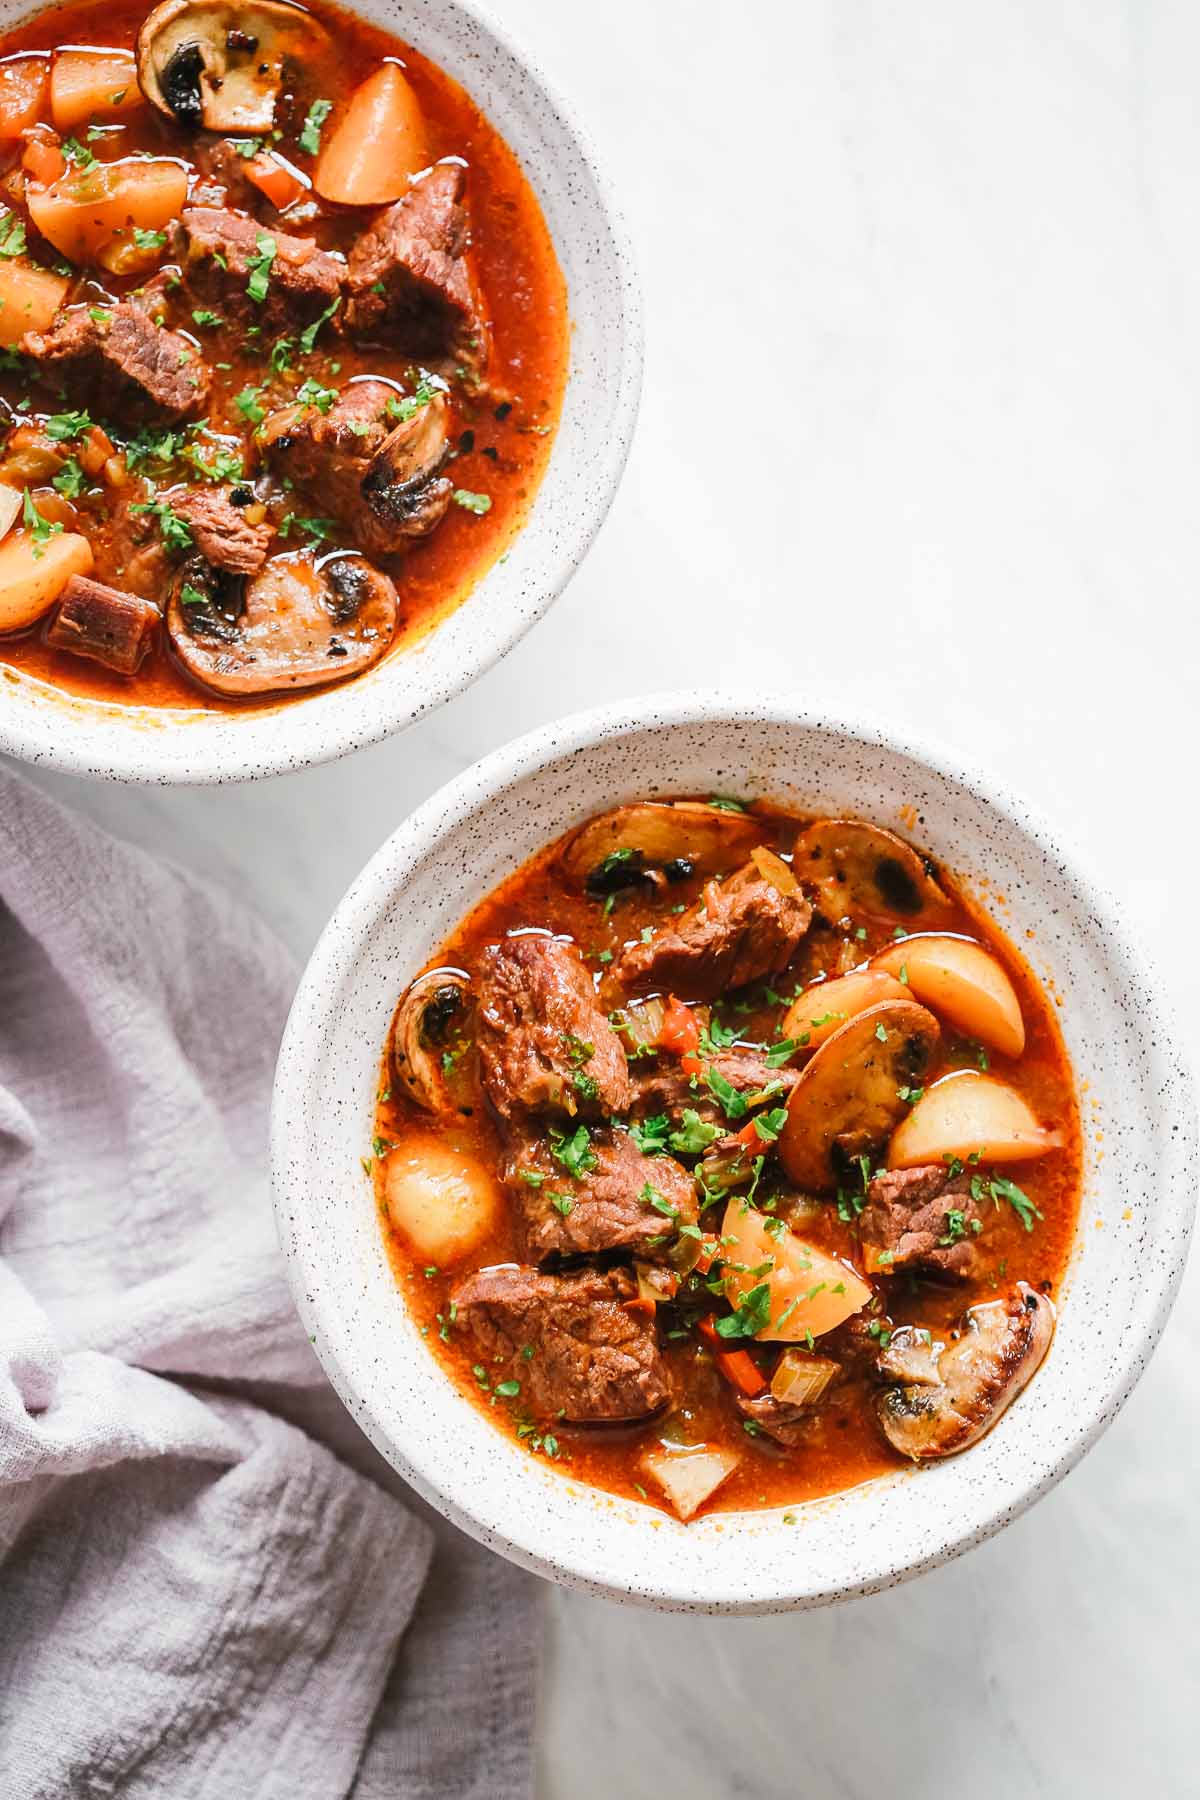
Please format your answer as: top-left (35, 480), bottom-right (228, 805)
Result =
top-left (271, 696), bottom-right (1197, 1611)
top-left (0, 0), bottom-right (642, 784)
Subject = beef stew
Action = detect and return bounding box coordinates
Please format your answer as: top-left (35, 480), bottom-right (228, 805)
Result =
top-left (0, 0), bottom-right (567, 708)
top-left (374, 802), bottom-right (1082, 1522)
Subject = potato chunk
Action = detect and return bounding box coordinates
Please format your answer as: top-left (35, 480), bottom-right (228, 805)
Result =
top-left (720, 1200), bottom-right (871, 1341)
top-left (889, 1071), bottom-right (1062, 1167)
top-left (638, 1444), bottom-right (739, 1520)
top-left (384, 1133), bottom-right (498, 1265)
top-left (873, 935), bottom-right (1025, 1058)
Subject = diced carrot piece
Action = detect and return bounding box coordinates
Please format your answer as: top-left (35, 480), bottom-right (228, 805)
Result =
top-left (313, 62), bottom-right (426, 206)
top-left (49, 49), bottom-right (141, 132)
top-left (21, 136), bottom-right (65, 186)
top-left (78, 426), bottom-right (115, 477)
top-left (0, 262), bottom-right (68, 345)
top-left (0, 56), bottom-right (48, 140)
top-left (696, 1316), bottom-right (769, 1398)
top-left (27, 158), bottom-right (186, 266)
top-left (245, 151), bottom-right (307, 213)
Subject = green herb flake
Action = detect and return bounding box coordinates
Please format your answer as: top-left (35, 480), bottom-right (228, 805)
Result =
top-left (246, 232), bottom-right (277, 304)
top-left (299, 97), bottom-right (333, 156)
top-left (452, 488), bottom-right (492, 515)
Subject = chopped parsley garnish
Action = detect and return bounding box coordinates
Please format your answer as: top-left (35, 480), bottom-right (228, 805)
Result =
top-left (987, 1175), bottom-right (1043, 1232)
top-left (0, 212), bottom-right (26, 257)
top-left (387, 374), bottom-right (443, 423)
top-left (298, 295), bottom-right (341, 354)
top-left (749, 1106), bottom-right (788, 1143)
top-left (715, 1280), bottom-right (772, 1340)
top-left (549, 1124), bottom-right (597, 1179)
top-left (191, 308), bottom-right (223, 329)
top-left (299, 97), bottom-right (333, 156)
top-left (180, 583), bottom-right (208, 607)
top-left (452, 488), bottom-right (492, 515)
top-left (51, 457), bottom-right (85, 499)
top-left (128, 496), bottom-right (193, 552)
top-left (245, 232), bottom-right (277, 304)
top-left (88, 307), bottom-right (112, 325)
top-left (44, 410), bottom-right (92, 442)
top-left (669, 1109), bottom-right (721, 1155)
top-left (234, 384), bottom-right (267, 424)
top-left (641, 1183), bottom-right (679, 1223)
top-left (765, 1037), bottom-right (801, 1067)
top-left (22, 488), bottom-right (63, 557)
top-left (133, 227), bottom-right (167, 251)
top-left (630, 1114), bottom-right (671, 1156)
top-left (549, 1192), bottom-right (574, 1217)
top-left (896, 1085), bottom-right (924, 1105)
top-left (62, 136), bottom-right (95, 168)
top-left (296, 376), bottom-right (338, 413)
top-left (708, 795), bottom-right (747, 812)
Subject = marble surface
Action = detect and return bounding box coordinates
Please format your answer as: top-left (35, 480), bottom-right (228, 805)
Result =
top-left (15, 0), bottom-right (1200, 1792)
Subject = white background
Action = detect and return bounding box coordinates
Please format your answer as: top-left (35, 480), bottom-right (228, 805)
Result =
top-left (24, 1), bottom-right (1200, 1793)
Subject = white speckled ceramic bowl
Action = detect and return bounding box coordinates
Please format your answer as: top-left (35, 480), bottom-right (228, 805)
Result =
top-left (272, 696), bottom-right (1197, 1612)
top-left (0, 0), bottom-right (641, 784)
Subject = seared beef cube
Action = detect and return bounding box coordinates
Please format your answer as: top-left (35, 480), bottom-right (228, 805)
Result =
top-left (22, 299), bottom-right (209, 422)
top-left (477, 934), bottom-right (632, 1121)
top-left (504, 1126), bottom-right (698, 1263)
top-left (860, 1164), bottom-right (988, 1281)
top-left (46, 577), bottom-right (159, 675)
top-left (258, 378), bottom-right (451, 555)
top-left (615, 862), bottom-right (813, 1001)
top-left (632, 1051), bottom-right (798, 1130)
top-left (736, 1393), bottom-right (811, 1448)
top-left (180, 206), bottom-right (342, 331)
top-left (344, 162), bottom-right (488, 372)
top-left (172, 486), bottom-right (272, 573)
top-left (451, 1264), bottom-right (670, 1423)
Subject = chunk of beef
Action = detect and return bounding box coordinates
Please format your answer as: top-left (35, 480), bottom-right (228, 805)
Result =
top-left (22, 298), bottom-right (209, 422)
top-left (503, 1125), bottom-right (698, 1264)
top-left (615, 862), bottom-right (813, 1001)
top-left (736, 1393), bottom-right (811, 1448)
top-left (258, 379), bottom-right (452, 555)
top-left (876, 1284), bottom-right (1055, 1460)
top-left (344, 162), bottom-right (489, 373)
top-left (632, 1050), bottom-right (798, 1130)
top-left (860, 1164), bottom-right (988, 1282)
top-left (180, 206), bottom-right (342, 331)
top-left (172, 485), bottom-right (272, 573)
top-left (450, 1264), bottom-right (670, 1423)
top-left (477, 934), bottom-right (632, 1122)
top-left (45, 576), bottom-right (159, 675)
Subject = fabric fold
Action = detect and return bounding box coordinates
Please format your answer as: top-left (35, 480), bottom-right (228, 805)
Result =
top-left (0, 764), bottom-right (536, 1800)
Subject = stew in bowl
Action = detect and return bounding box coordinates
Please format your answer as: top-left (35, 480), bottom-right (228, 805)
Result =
top-left (0, 0), bottom-right (585, 757)
top-left (273, 702), bottom-right (1194, 1608)
top-left (374, 799), bottom-right (1082, 1521)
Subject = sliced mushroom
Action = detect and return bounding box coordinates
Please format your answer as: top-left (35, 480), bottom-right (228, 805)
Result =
top-left (165, 549), bottom-right (396, 696)
top-left (876, 1283), bottom-right (1055, 1460)
top-left (792, 819), bottom-right (950, 923)
top-left (137, 0), bottom-right (327, 132)
top-left (562, 802), bottom-right (765, 895)
top-left (390, 968), bottom-right (472, 1112)
top-left (776, 999), bottom-right (941, 1193)
top-left (361, 389), bottom-right (453, 539)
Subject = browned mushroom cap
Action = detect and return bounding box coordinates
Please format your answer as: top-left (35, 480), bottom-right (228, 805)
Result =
top-left (361, 390), bottom-right (453, 540)
top-left (776, 999), bottom-right (941, 1193)
top-left (792, 819), bottom-right (949, 923)
top-left (876, 1283), bottom-right (1055, 1460)
top-left (137, 0), bottom-right (327, 133)
top-left (561, 802), bottom-right (765, 894)
top-left (390, 969), bottom-right (472, 1111)
top-left (166, 550), bottom-right (396, 696)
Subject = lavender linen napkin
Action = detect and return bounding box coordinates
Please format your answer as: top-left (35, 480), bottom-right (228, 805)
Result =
top-left (0, 765), bottom-right (537, 1800)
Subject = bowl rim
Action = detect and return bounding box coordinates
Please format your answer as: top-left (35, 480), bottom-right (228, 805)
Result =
top-left (0, 0), bottom-right (644, 785)
top-left (271, 691), bottom-right (1198, 1609)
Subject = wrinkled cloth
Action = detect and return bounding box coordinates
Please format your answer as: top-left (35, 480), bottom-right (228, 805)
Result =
top-left (0, 765), bottom-right (537, 1799)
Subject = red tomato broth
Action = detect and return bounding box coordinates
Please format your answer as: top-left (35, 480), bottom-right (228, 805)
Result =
top-left (0, 0), bottom-right (568, 708)
top-left (374, 805), bottom-right (1083, 1520)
